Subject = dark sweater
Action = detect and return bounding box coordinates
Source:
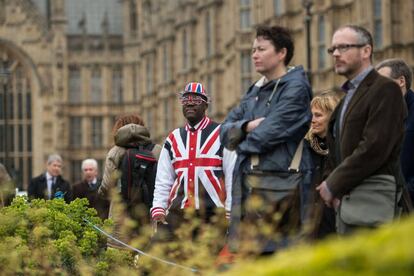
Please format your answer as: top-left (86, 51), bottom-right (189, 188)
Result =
top-left (402, 89), bottom-right (414, 201)
top-left (72, 179), bottom-right (110, 220)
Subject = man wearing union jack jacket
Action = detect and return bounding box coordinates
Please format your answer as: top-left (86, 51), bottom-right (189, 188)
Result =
top-left (151, 82), bottom-right (237, 235)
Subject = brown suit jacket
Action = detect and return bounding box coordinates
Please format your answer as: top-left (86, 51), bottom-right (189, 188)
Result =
top-left (325, 69), bottom-right (406, 198)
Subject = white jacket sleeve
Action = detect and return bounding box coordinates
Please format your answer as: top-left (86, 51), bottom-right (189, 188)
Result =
top-left (150, 146), bottom-right (176, 218)
top-left (222, 148), bottom-right (237, 215)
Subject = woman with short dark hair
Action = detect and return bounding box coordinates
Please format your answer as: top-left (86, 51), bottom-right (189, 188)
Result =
top-left (221, 25), bottom-right (313, 255)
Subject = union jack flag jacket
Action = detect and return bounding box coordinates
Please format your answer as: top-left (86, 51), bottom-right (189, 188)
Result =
top-left (151, 116), bottom-right (236, 219)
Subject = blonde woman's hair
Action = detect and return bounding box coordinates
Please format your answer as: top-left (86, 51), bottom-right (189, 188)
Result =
top-left (306, 92), bottom-right (341, 140)
top-left (310, 93), bottom-right (341, 115)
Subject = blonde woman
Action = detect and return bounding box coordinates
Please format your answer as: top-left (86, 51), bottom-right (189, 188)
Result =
top-left (305, 92), bottom-right (341, 239)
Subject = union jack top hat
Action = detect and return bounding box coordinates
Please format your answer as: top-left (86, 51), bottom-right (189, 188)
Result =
top-left (181, 82), bottom-right (209, 102)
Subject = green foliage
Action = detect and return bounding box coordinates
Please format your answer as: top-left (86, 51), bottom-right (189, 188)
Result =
top-left (0, 196), bottom-right (136, 274)
top-left (223, 216), bottom-right (414, 275)
top-left (2, 194), bottom-right (413, 275)
top-left (134, 207), bottom-right (228, 275)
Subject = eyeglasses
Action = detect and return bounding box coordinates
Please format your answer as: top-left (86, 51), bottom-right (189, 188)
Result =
top-left (180, 95), bottom-right (207, 106)
top-left (327, 44), bottom-right (366, 55)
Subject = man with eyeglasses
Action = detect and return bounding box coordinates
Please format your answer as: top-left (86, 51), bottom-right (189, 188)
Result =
top-left (317, 25), bottom-right (407, 234)
top-left (151, 82), bottom-right (236, 239)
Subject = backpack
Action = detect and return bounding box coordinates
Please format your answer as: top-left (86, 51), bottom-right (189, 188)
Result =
top-left (119, 144), bottom-right (157, 212)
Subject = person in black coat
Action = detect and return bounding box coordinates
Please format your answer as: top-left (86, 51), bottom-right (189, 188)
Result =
top-left (28, 154), bottom-right (72, 202)
top-left (72, 158), bottom-right (109, 220)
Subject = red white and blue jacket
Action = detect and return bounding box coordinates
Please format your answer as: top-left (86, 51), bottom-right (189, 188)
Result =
top-left (151, 117), bottom-right (236, 219)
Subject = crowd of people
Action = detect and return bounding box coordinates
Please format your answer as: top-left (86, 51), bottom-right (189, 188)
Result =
top-left (0, 23), bottom-right (413, 266)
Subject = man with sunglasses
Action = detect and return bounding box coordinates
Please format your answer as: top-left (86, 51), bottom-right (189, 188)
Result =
top-left (317, 25), bottom-right (407, 234)
top-left (151, 82), bottom-right (236, 238)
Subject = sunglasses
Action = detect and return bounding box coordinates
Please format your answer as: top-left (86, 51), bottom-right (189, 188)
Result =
top-left (180, 95), bottom-right (207, 106)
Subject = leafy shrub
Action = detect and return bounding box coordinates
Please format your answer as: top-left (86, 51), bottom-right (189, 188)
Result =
top-left (0, 196), bottom-right (135, 275)
top-left (0, 194), bottom-right (227, 275)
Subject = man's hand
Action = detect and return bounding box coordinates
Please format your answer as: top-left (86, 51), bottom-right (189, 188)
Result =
top-left (316, 181), bottom-right (334, 207)
top-left (245, 117), bottom-right (265, 133)
top-left (151, 212), bottom-right (167, 235)
top-left (332, 198), bottom-right (341, 209)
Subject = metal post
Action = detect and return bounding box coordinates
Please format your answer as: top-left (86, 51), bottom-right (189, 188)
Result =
top-left (302, 0), bottom-right (313, 83)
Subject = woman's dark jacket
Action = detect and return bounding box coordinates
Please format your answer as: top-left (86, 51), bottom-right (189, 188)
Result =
top-left (305, 135), bottom-right (335, 239)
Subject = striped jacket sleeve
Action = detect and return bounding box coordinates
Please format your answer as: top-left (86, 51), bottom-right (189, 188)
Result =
top-left (150, 146), bottom-right (176, 219)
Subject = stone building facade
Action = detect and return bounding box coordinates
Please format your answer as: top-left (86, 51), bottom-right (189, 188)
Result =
top-left (0, 0), bottom-right (413, 188)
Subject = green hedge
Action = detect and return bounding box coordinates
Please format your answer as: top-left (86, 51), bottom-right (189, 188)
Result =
top-left (223, 216), bottom-right (414, 275)
top-left (0, 196), bottom-right (135, 275)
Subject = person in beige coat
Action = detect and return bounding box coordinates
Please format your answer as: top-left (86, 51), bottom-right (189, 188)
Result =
top-left (0, 163), bottom-right (13, 207)
top-left (98, 113), bottom-right (161, 248)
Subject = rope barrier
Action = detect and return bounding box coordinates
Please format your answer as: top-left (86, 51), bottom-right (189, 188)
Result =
top-left (83, 218), bottom-right (198, 273)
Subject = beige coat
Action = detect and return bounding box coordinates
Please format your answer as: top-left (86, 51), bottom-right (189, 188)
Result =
top-left (99, 123), bottom-right (161, 197)
top-left (0, 163), bottom-right (11, 185)
top-left (98, 123), bottom-right (161, 248)
top-left (0, 163), bottom-right (13, 207)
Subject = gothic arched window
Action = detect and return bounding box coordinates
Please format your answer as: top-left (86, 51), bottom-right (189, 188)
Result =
top-left (0, 51), bottom-right (33, 190)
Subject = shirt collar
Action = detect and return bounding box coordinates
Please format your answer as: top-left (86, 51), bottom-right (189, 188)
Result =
top-left (46, 172), bottom-right (53, 181)
top-left (342, 66), bottom-right (373, 93)
top-left (185, 116), bottom-right (210, 132)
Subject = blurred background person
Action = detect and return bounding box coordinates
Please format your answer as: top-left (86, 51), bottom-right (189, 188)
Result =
top-left (304, 92), bottom-right (341, 240)
top-left (0, 163), bottom-right (11, 184)
top-left (28, 154), bottom-right (72, 202)
top-left (0, 163), bottom-right (14, 207)
top-left (98, 113), bottom-right (161, 248)
top-left (72, 158), bottom-right (109, 220)
top-left (376, 59), bottom-right (414, 204)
